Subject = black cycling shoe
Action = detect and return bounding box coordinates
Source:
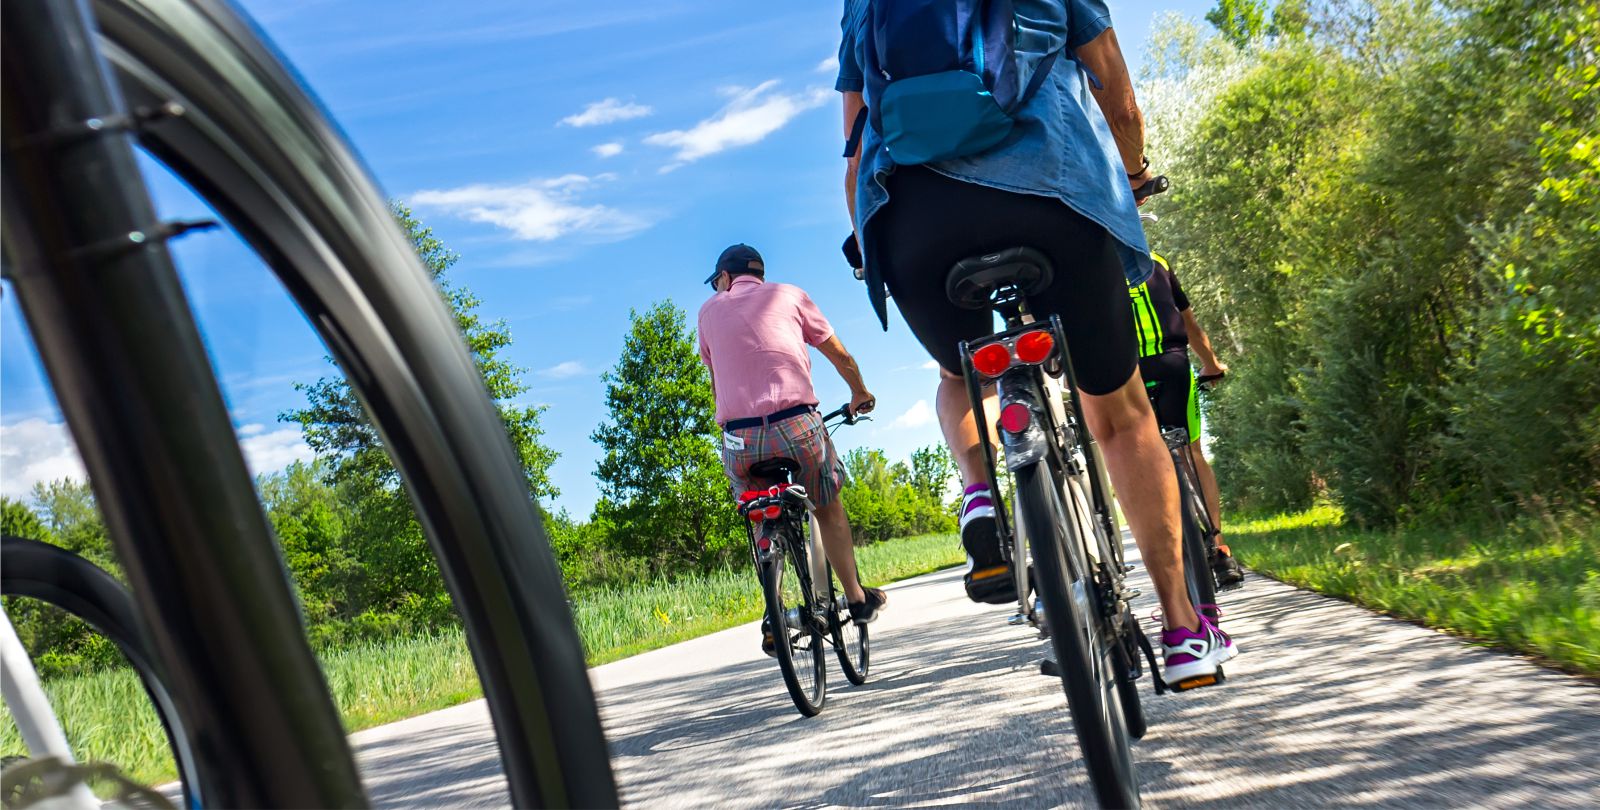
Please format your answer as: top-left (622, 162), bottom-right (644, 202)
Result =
top-left (1211, 546), bottom-right (1246, 591)
top-left (848, 587), bottom-right (888, 624)
top-left (962, 514), bottom-right (1018, 604)
top-left (760, 617), bottom-right (777, 658)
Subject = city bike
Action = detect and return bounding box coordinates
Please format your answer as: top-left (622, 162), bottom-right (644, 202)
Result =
top-left (948, 246), bottom-right (1157, 808)
top-left (736, 404), bottom-right (872, 717)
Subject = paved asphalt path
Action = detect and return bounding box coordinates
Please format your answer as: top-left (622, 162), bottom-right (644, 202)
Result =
top-left (349, 532), bottom-right (1599, 808)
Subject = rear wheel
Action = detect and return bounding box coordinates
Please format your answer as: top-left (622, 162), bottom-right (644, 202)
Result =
top-left (1020, 463), bottom-right (1140, 809)
top-left (1062, 476), bottom-right (1148, 742)
top-left (826, 563), bottom-right (869, 685)
top-left (761, 542), bottom-right (826, 717)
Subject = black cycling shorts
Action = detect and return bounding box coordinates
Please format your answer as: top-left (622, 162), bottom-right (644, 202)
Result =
top-left (871, 165), bottom-right (1138, 396)
top-left (1141, 350), bottom-right (1200, 441)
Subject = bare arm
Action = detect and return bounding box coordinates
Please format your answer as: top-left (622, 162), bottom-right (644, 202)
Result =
top-left (842, 91), bottom-right (865, 233)
top-left (1075, 28), bottom-right (1152, 187)
top-left (816, 334), bottom-right (875, 415)
top-left (1182, 309), bottom-right (1226, 375)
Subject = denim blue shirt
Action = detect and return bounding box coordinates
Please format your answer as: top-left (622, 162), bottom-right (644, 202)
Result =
top-left (838, 0), bottom-right (1153, 326)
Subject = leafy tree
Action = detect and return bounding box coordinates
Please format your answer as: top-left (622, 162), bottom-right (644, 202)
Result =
top-left (1207, 0), bottom-right (1271, 47)
top-left (591, 301), bottom-right (739, 572)
top-left (909, 444), bottom-right (957, 505)
top-left (1, 496), bottom-right (50, 541)
top-left (284, 202), bottom-right (558, 502)
top-left (839, 448), bottom-right (955, 544)
top-left (279, 203), bottom-right (559, 633)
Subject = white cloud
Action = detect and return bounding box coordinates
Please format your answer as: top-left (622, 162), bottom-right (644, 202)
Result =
top-left (890, 400), bottom-right (936, 430)
top-left (239, 426), bottom-right (315, 477)
top-left (561, 98), bottom-right (652, 127)
top-left (0, 419), bottom-right (86, 498)
top-left (921, 360), bottom-right (940, 371)
top-left (410, 175), bottom-right (649, 242)
top-left (816, 55), bottom-right (839, 73)
top-left (538, 360), bottom-right (589, 380)
top-left (643, 81), bottom-right (831, 163)
top-left (591, 142), bottom-right (624, 158)
top-left (0, 420), bottom-right (312, 498)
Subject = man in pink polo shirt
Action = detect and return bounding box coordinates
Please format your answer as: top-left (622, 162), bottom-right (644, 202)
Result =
top-left (698, 243), bottom-right (888, 648)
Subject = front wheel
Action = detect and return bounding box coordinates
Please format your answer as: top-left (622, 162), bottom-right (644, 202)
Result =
top-left (1019, 464), bottom-right (1141, 809)
top-left (761, 551), bottom-right (827, 717)
top-left (826, 562), bottom-right (869, 685)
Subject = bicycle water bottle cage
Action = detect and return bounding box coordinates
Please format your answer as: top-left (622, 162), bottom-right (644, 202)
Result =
top-left (945, 247), bottom-right (1055, 311)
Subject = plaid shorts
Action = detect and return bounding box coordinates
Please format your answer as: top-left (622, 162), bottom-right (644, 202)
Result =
top-left (721, 411), bottom-right (846, 507)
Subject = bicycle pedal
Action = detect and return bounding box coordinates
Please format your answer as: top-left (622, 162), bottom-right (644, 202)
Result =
top-left (1165, 665), bottom-right (1226, 693)
top-left (1040, 658), bottom-right (1061, 678)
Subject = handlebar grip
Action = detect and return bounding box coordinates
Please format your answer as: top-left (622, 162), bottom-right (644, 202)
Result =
top-left (1133, 174), bottom-right (1170, 203)
top-left (1195, 372), bottom-right (1225, 391)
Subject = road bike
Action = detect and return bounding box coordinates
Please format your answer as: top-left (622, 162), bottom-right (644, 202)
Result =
top-left (736, 405), bottom-right (871, 717)
top-left (2, 0), bottom-right (616, 804)
top-left (948, 246), bottom-right (1157, 808)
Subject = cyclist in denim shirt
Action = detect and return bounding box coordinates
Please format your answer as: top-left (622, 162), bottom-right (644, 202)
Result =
top-left (837, 0), bottom-right (1236, 684)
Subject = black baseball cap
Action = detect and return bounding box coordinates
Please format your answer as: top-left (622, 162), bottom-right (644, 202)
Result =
top-left (705, 243), bottom-right (765, 284)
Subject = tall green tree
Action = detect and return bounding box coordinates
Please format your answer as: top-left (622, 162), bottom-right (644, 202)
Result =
top-left (591, 301), bottom-right (738, 572)
top-left (283, 203), bottom-right (558, 502)
top-left (280, 203), bottom-right (559, 625)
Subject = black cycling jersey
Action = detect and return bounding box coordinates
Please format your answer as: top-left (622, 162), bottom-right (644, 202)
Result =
top-left (1128, 253), bottom-right (1189, 359)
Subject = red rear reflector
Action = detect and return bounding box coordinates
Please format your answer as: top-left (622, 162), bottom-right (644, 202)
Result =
top-left (764, 504), bottom-right (782, 519)
top-left (1000, 402), bottom-right (1032, 433)
top-left (972, 343), bottom-right (1011, 377)
top-left (1015, 330), bottom-right (1055, 364)
top-left (756, 536), bottom-right (771, 551)
top-left (747, 510), bottom-right (764, 522)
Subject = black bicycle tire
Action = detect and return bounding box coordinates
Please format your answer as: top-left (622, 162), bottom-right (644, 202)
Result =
top-left (761, 557), bottom-right (826, 717)
top-left (825, 561), bottom-right (869, 686)
top-left (1019, 463), bottom-right (1140, 809)
top-left (81, 1), bottom-right (618, 804)
top-left (1176, 465), bottom-right (1218, 614)
top-left (1062, 477), bottom-right (1147, 742)
top-left (0, 536), bottom-right (200, 807)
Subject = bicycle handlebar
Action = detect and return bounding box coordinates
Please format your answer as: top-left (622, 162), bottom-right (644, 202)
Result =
top-left (822, 401), bottom-right (874, 426)
top-left (1133, 174), bottom-right (1170, 203)
top-left (1195, 371), bottom-right (1226, 392)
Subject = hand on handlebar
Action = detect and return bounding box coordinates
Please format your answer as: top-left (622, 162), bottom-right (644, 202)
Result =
top-left (848, 391), bottom-right (876, 420)
top-left (1195, 369), bottom-right (1227, 391)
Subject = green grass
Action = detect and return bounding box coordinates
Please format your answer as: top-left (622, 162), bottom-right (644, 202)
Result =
top-left (1230, 506), bottom-right (1600, 676)
top-left (0, 532), bottom-right (961, 788)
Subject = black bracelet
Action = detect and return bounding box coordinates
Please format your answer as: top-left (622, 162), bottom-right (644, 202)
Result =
top-left (1127, 156), bottom-right (1149, 179)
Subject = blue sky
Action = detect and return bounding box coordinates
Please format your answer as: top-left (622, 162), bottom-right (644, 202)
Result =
top-left (1, 0), bottom-right (1214, 516)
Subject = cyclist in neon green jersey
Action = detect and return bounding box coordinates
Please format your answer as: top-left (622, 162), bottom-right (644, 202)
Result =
top-left (1129, 247), bottom-right (1245, 588)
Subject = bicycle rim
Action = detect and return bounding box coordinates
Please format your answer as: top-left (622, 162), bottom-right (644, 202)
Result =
top-left (762, 556), bottom-right (826, 716)
top-left (1020, 463), bottom-right (1140, 809)
top-left (73, 0), bottom-right (617, 803)
top-left (827, 563), bottom-right (869, 685)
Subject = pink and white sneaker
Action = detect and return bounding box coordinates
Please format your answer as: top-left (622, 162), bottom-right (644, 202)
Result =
top-left (1161, 616), bottom-right (1238, 688)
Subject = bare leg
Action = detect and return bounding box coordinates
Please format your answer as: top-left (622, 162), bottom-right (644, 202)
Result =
top-left (1080, 370), bottom-right (1200, 632)
top-left (938, 369), bottom-right (997, 488)
top-left (1189, 442), bottom-right (1226, 545)
top-left (813, 498), bottom-right (866, 603)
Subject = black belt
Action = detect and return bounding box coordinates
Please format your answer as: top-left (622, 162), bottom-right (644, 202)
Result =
top-left (723, 404), bottom-right (815, 431)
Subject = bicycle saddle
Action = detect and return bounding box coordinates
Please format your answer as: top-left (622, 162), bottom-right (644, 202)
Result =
top-left (945, 246), bottom-right (1055, 310)
top-left (749, 457), bottom-right (802, 482)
